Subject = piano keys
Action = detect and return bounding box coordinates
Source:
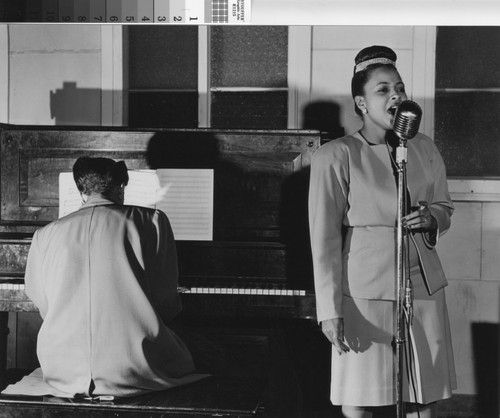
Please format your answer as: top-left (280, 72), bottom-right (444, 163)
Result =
top-left (0, 283), bottom-right (308, 296)
top-left (0, 282), bottom-right (24, 291)
top-left (0, 280), bottom-right (315, 319)
top-left (186, 287), bottom-right (307, 296)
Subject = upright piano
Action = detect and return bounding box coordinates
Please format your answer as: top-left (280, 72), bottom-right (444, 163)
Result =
top-left (0, 123), bottom-right (321, 311)
top-left (0, 124), bottom-right (334, 416)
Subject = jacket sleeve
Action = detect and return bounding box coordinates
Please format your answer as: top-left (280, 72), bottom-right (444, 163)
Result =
top-left (24, 231), bottom-right (48, 319)
top-left (308, 145), bottom-right (349, 322)
top-left (426, 139), bottom-right (454, 246)
top-left (149, 209), bottom-right (182, 323)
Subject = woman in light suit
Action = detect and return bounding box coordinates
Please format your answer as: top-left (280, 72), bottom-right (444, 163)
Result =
top-left (25, 157), bottom-right (206, 397)
top-left (308, 46), bottom-right (456, 417)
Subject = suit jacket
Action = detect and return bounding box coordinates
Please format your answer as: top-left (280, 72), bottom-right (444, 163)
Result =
top-left (308, 133), bottom-right (454, 322)
top-left (25, 195), bottom-right (206, 397)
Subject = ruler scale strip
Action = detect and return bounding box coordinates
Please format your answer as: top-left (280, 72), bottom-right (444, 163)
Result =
top-left (23, 0), bottom-right (250, 23)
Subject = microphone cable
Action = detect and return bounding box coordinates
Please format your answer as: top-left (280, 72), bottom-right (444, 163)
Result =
top-left (403, 223), bottom-right (421, 418)
top-left (404, 305), bottom-right (421, 418)
top-left (402, 167), bottom-right (421, 418)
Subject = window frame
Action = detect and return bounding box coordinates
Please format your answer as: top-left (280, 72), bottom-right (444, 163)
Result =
top-left (0, 25), bottom-right (8, 123)
top-left (199, 25), bottom-right (302, 129)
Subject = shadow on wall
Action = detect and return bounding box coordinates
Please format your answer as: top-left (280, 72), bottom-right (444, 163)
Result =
top-left (302, 100), bottom-right (345, 143)
top-left (50, 82), bottom-right (102, 126)
top-left (276, 99), bottom-right (345, 412)
top-left (146, 130), bottom-right (301, 283)
top-left (280, 99), bottom-right (345, 290)
top-left (49, 82), bottom-right (198, 127)
top-left (472, 322), bottom-right (499, 417)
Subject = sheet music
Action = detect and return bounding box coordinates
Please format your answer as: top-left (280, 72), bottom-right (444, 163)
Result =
top-left (156, 169), bottom-right (214, 241)
top-left (58, 170), bottom-right (159, 217)
top-left (123, 170), bottom-right (159, 209)
top-left (59, 169), bottom-right (214, 241)
top-left (58, 172), bottom-right (82, 218)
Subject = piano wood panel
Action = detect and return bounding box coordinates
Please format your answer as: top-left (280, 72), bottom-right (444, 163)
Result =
top-left (0, 238), bottom-right (30, 277)
top-left (1, 128), bottom-right (153, 225)
top-left (0, 125), bottom-right (320, 242)
top-left (177, 241), bottom-right (287, 282)
top-left (0, 290), bottom-right (34, 312)
top-left (0, 237), bottom-right (312, 294)
top-left (0, 238), bottom-right (290, 288)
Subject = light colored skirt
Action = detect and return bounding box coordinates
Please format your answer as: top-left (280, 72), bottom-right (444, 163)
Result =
top-left (330, 274), bottom-right (457, 407)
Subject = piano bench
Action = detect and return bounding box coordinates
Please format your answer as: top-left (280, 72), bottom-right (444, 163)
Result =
top-left (0, 369), bottom-right (266, 417)
top-left (0, 328), bottom-right (301, 418)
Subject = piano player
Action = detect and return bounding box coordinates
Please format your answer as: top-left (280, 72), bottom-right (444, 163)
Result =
top-left (22, 156), bottom-right (207, 398)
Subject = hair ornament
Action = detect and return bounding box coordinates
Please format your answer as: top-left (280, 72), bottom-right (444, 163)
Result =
top-left (355, 57), bottom-right (396, 74)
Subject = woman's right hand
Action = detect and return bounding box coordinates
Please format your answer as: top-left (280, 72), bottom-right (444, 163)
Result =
top-left (321, 318), bottom-right (351, 355)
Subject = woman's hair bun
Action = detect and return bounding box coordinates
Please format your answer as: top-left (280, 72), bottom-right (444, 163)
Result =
top-left (73, 156), bottom-right (129, 195)
top-left (355, 45), bottom-right (397, 66)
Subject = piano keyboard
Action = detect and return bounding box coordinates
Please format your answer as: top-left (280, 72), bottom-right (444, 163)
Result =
top-left (0, 282), bottom-right (24, 290)
top-left (0, 283), bottom-right (307, 296)
top-left (182, 287), bottom-right (307, 296)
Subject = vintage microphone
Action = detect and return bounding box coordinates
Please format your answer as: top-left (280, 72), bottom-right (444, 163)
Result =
top-left (393, 100), bottom-right (422, 141)
top-left (392, 100), bottom-right (422, 418)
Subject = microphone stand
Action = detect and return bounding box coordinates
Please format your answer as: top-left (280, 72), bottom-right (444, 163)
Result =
top-left (391, 99), bottom-right (421, 418)
top-left (395, 138), bottom-right (412, 418)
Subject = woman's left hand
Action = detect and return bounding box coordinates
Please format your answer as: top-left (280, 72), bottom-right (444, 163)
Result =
top-left (402, 201), bottom-right (437, 231)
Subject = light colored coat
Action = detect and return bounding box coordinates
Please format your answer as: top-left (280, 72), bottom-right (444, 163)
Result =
top-left (25, 195), bottom-right (206, 397)
top-left (309, 133), bottom-right (454, 322)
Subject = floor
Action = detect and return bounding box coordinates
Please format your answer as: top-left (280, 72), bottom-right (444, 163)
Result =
top-left (301, 395), bottom-right (494, 418)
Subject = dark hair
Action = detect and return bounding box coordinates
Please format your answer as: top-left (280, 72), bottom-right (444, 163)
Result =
top-left (351, 45), bottom-right (398, 116)
top-left (73, 157), bottom-right (129, 196)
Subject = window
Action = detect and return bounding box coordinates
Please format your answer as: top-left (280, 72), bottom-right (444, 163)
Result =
top-left (126, 26), bottom-right (288, 130)
top-left (209, 26), bottom-right (288, 129)
top-left (435, 26), bottom-right (500, 177)
top-left (127, 25), bottom-right (199, 128)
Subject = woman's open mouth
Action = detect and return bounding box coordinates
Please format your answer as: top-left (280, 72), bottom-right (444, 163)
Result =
top-left (388, 105), bottom-right (398, 116)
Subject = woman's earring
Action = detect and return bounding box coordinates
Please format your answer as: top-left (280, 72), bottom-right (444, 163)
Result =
top-left (362, 108), bottom-right (368, 115)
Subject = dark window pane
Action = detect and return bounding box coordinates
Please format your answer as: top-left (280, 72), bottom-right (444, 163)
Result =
top-left (128, 92), bottom-right (198, 128)
top-left (128, 26), bottom-right (198, 90)
top-left (435, 26), bottom-right (500, 177)
top-left (435, 92), bottom-right (500, 177)
top-left (211, 91), bottom-right (288, 129)
top-left (436, 27), bottom-right (500, 89)
top-left (211, 26), bottom-right (288, 88)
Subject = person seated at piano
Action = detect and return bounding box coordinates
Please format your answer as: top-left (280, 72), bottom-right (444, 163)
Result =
top-left (308, 45), bottom-right (456, 417)
top-left (24, 156), bottom-right (207, 398)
